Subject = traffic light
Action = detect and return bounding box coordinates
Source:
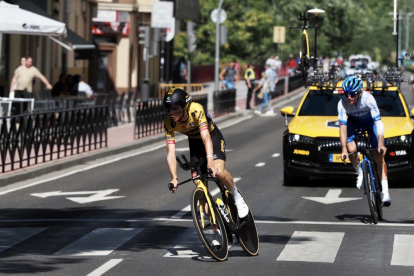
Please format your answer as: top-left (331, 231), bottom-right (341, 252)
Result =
top-left (139, 26), bottom-right (150, 47)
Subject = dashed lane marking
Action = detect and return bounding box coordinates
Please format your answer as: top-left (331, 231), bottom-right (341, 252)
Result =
top-left (87, 259), bottom-right (123, 276)
top-left (255, 163), bottom-right (265, 167)
top-left (272, 153), bottom-right (280, 157)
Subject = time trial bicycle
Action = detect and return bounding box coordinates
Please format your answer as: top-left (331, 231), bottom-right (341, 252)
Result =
top-left (290, 12), bottom-right (312, 80)
top-left (345, 130), bottom-right (384, 224)
top-left (168, 155), bottom-right (259, 261)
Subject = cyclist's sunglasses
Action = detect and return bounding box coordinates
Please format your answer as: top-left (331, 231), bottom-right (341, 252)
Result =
top-left (344, 92), bottom-right (358, 98)
top-left (166, 104), bottom-right (184, 112)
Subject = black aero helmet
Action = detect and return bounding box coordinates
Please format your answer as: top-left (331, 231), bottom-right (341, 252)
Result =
top-left (163, 88), bottom-right (192, 110)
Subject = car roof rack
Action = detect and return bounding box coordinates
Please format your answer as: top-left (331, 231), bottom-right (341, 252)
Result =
top-left (306, 65), bottom-right (341, 90)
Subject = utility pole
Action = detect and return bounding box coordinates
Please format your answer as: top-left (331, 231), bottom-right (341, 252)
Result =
top-left (214, 0), bottom-right (224, 92)
top-left (406, 13), bottom-right (412, 51)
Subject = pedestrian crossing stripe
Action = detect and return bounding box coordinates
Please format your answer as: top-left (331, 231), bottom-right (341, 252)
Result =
top-left (55, 228), bottom-right (144, 256)
top-left (277, 231), bottom-right (344, 263)
top-left (1, 227), bottom-right (414, 266)
top-left (0, 228), bottom-right (46, 253)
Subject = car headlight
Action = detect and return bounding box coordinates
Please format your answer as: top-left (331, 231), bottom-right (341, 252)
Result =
top-left (385, 135), bottom-right (412, 146)
top-left (288, 134), bottom-right (316, 145)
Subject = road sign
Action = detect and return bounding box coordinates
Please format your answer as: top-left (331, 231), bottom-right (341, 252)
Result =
top-left (31, 189), bottom-right (125, 204)
top-left (210, 8), bottom-right (227, 24)
top-left (302, 189), bottom-right (362, 204)
top-left (151, 1), bottom-right (174, 28)
top-left (273, 26), bottom-right (286, 43)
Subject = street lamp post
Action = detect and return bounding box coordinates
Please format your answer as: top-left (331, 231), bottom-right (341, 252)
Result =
top-left (307, 8), bottom-right (325, 68)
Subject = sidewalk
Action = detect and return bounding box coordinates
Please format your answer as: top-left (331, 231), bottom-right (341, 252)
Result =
top-left (0, 85), bottom-right (306, 186)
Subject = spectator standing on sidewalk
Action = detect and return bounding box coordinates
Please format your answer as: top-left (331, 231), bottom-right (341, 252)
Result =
top-left (265, 64), bottom-right (278, 98)
top-left (173, 57), bottom-right (187, 84)
top-left (253, 72), bottom-right (273, 115)
top-left (266, 55), bottom-right (277, 72)
top-left (9, 56), bottom-right (52, 114)
top-left (287, 54), bottom-right (298, 75)
top-left (219, 62), bottom-right (238, 90)
top-left (244, 63), bottom-right (256, 109)
top-left (275, 56), bottom-right (282, 72)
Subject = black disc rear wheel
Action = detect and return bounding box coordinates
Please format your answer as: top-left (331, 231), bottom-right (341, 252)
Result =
top-left (191, 188), bottom-right (228, 261)
top-left (227, 190), bottom-right (259, 256)
top-left (363, 161), bottom-right (379, 224)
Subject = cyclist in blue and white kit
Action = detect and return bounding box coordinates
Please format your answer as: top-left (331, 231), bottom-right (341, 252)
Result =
top-left (338, 76), bottom-right (391, 206)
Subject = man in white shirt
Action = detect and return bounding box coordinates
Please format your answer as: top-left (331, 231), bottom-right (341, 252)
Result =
top-left (77, 75), bottom-right (93, 97)
top-left (265, 55), bottom-right (277, 72)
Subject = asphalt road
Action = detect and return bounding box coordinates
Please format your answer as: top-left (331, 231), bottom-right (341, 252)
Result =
top-left (1, 82), bottom-right (414, 276)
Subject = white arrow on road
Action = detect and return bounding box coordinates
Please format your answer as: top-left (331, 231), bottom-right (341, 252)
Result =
top-left (31, 189), bottom-right (125, 204)
top-left (302, 189), bottom-right (362, 204)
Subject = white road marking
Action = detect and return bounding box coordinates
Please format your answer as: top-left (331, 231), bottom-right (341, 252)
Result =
top-left (0, 115), bottom-right (253, 196)
top-left (272, 153), bottom-right (280, 157)
top-left (175, 148), bottom-right (189, 152)
top-left (55, 228), bottom-right (143, 256)
top-left (277, 231), bottom-right (344, 263)
top-left (164, 230), bottom-right (210, 258)
top-left (391, 235), bottom-right (414, 266)
top-left (303, 189), bottom-right (362, 204)
top-left (255, 162), bottom-right (265, 167)
top-left (0, 228), bottom-right (46, 253)
top-left (31, 189), bottom-right (125, 204)
top-left (170, 177), bottom-right (241, 219)
top-left (86, 259), bottom-right (123, 276)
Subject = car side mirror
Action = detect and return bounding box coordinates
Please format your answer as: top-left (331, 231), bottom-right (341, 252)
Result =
top-left (280, 106), bottom-right (295, 127)
top-left (280, 106), bottom-right (295, 117)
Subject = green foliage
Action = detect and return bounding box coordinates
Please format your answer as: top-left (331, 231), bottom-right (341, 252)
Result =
top-left (174, 0), bottom-right (413, 66)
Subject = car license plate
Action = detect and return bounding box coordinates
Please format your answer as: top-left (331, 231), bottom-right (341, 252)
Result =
top-left (329, 153), bottom-right (362, 163)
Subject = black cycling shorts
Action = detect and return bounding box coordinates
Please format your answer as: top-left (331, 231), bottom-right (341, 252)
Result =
top-left (188, 128), bottom-right (226, 174)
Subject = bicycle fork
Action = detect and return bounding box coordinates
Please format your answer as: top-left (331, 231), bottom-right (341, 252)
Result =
top-left (362, 159), bottom-right (378, 194)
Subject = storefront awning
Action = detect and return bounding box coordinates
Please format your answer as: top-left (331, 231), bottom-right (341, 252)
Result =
top-left (49, 29), bottom-right (95, 51)
top-left (9, 0), bottom-right (95, 52)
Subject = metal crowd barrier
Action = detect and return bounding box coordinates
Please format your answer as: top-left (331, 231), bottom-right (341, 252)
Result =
top-left (134, 94), bottom-right (209, 140)
top-left (0, 106), bottom-right (108, 173)
top-left (158, 83), bottom-right (204, 99)
top-left (213, 89), bottom-right (236, 117)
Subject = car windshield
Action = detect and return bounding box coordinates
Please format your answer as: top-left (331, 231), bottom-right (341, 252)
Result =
top-left (298, 90), bottom-right (406, 117)
top-left (350, 58), bottom-right (369, 69)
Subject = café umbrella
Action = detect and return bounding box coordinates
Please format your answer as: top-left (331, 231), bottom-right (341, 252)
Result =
top-left (0, 1), bottom-right (67, 63)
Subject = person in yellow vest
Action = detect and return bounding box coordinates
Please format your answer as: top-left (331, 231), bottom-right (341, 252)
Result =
top-left (245, 64), bottom-right (256, 109)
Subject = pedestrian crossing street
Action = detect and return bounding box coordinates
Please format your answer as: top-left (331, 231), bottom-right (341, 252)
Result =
top-left (1, 227), bottom-right (414, 266)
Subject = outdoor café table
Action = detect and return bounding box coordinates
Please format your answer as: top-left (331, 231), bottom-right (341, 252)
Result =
top-left (0, 97), bottom-right (34, 116)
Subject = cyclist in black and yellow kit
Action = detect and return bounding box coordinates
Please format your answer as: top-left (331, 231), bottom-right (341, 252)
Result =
top-left (164, 88), bottom-right (249, 218)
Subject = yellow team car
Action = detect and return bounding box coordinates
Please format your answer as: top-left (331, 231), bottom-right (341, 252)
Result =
top-left (281, 74), bottom-right (414, 185)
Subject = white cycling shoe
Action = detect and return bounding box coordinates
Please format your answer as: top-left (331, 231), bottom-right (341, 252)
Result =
top-left (381, 193), bottom-right (392, 207)
top-left (356, 173), bottom-right (365, 190)
top-left (235, 198), bottom-right (249, 218)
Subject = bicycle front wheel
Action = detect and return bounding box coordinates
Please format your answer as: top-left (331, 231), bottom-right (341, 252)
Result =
top-left (363, 161), bottom-right (379, 224)
top-left (191, 188), bottom-right (228, 261)
top-left (373, 167), bottom-right (383, 221)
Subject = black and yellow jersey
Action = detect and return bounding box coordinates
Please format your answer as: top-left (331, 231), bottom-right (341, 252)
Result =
top-left (163, 102), bottom-right (215, 144)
